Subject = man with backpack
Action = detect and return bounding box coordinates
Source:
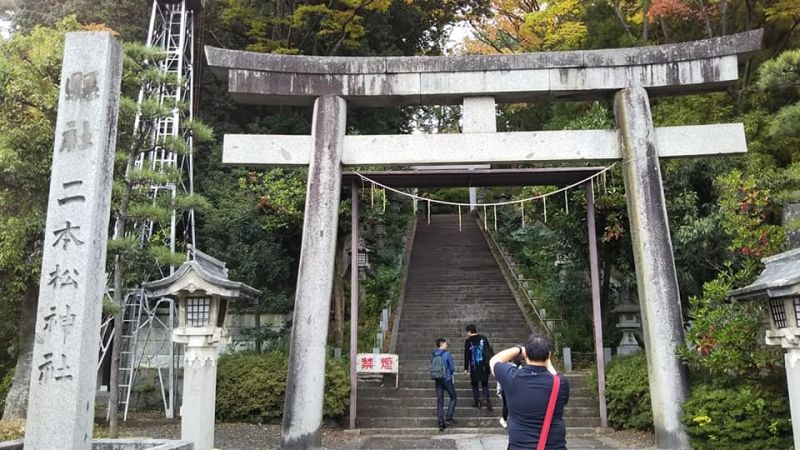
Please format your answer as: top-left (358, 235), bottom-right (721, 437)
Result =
top-left (464, 324), bottom-right (493, 411)
top-left (431, 338), bottom-right (457, 431)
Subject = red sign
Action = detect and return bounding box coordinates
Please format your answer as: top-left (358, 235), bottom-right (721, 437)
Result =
top-left (356, 353), bottom-right (398, 374)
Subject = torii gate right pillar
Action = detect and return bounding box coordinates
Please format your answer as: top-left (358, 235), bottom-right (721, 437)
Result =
top-left (615, 87), bottom-right (690, 448)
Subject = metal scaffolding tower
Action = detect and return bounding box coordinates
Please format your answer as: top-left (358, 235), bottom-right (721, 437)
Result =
top-left (98, 0), bottom-right (204, 421)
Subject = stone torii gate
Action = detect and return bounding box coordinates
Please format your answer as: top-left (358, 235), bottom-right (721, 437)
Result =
top-left (206, 30), bottom-right (761, 449)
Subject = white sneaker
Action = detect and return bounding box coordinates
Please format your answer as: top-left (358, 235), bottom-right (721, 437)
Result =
top-left (499, 418), bottom-right (507, 429)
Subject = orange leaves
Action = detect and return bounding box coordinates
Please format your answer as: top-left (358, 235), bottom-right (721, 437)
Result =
top-left (648, 0), bottom-right (695, 21)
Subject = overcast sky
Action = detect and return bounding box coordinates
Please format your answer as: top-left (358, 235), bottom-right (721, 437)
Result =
top-left (446, 21), bottom-right (472, 53)
top-left (1, 19), bottom-right (9, 39)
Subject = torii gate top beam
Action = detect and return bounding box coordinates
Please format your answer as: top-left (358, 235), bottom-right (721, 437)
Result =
top-left (205, 30), bottom-right (762, 107)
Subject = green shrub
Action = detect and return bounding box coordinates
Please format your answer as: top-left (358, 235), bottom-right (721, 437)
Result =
top-left (216, 352), bottom-right (350, 423)
top-left (0, 368), bottom-right (14, 418)
top-left (594, 352), bottom-right (653, 431)
top-left (682, 381), bottom-right (792, 450)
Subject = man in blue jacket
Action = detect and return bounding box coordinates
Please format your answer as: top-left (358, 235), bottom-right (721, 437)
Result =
top-left (431, 338), bottom-right (457, 431)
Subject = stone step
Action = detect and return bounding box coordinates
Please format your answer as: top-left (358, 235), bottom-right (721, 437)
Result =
top-left (396, 344), bottom-right (526, 352)
top-left (357, 416), bottom-right (602, 429)
top-left (359, 386), bottom-right (595, 398)
top-left (399, 317), bottom-right (526, 323)
top-left (388, 370), bottom-right (592, 383)
top-left (395, 355), bottom-right (526, 364)
top-left (399, 328), bottom-right (527, 336)
top-left (354, 427), bottom-right (600, 437)
top-left (387, 386), bottom-right (596, 397)
top-left (357, 394), bottom-right (599, 409)
top-left (377, 379), bottom-right (596, 394)
top-left (401, 306), bottom-right (523, 311)
top-left (357, 405), bottom-right (600, 418)
top-left (398, 326), bottom-right (530, 333)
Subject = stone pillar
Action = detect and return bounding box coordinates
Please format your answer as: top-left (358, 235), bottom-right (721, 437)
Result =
top-left (181, 346), bottom-right (218, 450)
top-left (25, 32), bottom-right (122, 450)
top-left (281, 95), bottom-right (347, 449)
top-left (614, 87), bottom-right (690, 449)
top-left (785, 347), bottom-right (800, 449)
top-left (585, 183), bottom-right (608, 428)
top-left (462, 97), bottom-right (495, 211)
top-left (349, 182), bottom-right (359, 430)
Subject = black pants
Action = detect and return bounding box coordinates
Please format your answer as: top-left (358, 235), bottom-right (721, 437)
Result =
top-left (471, 380), bottom-right (490, 401)
top-left (435, 379), bottom-right (457, 425)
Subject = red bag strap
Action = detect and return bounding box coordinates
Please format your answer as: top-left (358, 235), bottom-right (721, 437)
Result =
top-left (537, 374), bottom-right (561, 450)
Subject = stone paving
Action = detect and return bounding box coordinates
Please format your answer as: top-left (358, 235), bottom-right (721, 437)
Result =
top-left (354, 433), bottom-right (655, 449)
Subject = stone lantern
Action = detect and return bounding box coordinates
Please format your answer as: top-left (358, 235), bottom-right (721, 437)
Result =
top-left (349, 238), bottom-right (374, 280)
top-left (729, 248), bottom-right (800, 449)
top-left (143, 247), bottom-right (260, 450)
top-left (613, 303), bottom-right (642, 356)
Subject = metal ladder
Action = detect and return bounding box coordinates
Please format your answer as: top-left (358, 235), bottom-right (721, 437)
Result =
top-left (105, 0), bottom-right (201, 421)
top-left (117, 291), bottom-right (144, 420)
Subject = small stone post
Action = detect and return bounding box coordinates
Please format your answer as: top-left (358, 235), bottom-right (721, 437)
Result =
top-left (25, 32), bottom-right (122, 450)
top-left (282, 95), bottom-right (347, 449)
top-left (614, 87), bottom-right (690, 449)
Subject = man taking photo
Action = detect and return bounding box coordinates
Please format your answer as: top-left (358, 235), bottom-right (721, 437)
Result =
top-left (490, 333), bottom-right (570, 450)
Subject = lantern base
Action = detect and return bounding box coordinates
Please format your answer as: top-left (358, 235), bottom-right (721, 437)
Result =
top-left (181, 345), bottom-right (220, 450)
top-left (765, 327), bottom-right (800, 349)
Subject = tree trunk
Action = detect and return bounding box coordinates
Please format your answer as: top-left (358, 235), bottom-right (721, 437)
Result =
top-left (612, 0), bottom-right (634, 39)
top-left (108, 149), bottom-right (137, 437)
top-left (107, 255), bottom-right (124, 436)
top-left (660, 16), bottom-right (671, 42)
top-left (332, 235), bottom-right (351, 350)
top-left (600, 250), bottom-right (614, 328)
top-left (719, 0), bottom-right (728, 35)
top-left (2, 284), bottom-right (37, 419)
top-left (697, 0), bottom-right (713, 38)
top-left (254, 309), bottom-right (262, 354)
top-left (642, 1), bottom-right (650, 42)
top-left (333, 273), bottom-right (344, 350)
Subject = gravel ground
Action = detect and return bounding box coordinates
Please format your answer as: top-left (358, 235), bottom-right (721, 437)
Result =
top-left (103, 412), bottom-right (656, 449)
top-left (102, 412), bottom-right (358, 449)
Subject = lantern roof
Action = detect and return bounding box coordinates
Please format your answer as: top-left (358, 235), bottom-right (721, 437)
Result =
top-left (143, 246), bottom-right (261, 300)
top-left (729, 248), bottom-right (800, 301)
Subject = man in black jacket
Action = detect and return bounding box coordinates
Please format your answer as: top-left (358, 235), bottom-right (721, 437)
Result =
top-left (464, 324), bottom-right (493, 410)
top-left (490, 333), bottom-right (570, 450)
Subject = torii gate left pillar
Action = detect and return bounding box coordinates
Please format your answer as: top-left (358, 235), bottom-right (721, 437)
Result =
top-left (280, 95), bottom-right (347, 449)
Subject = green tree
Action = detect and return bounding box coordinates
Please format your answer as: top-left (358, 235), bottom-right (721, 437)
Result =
top-left (680, 171), bottom-right (785, 379)
top-left (11, 0), bottom-right (150, 42)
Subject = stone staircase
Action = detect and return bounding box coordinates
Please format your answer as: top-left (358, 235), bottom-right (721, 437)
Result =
top-left (357, 214), bottom-right (601, 434)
